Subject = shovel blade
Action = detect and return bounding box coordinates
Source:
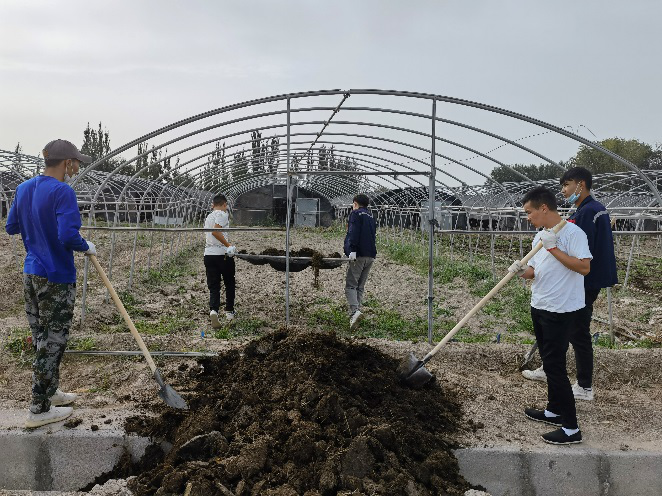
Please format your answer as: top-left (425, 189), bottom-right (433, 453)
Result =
top-left (154, 368), bottom-right (189, 410)
top-left (397, 352), bottom-right (434, 389)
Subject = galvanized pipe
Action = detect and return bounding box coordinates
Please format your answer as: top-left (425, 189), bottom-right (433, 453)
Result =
top-left (427, 99), bottom-right (436, 345)
top-left (285, 97), bottom-right (291, 325)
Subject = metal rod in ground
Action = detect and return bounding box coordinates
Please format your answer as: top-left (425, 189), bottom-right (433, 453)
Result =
top-left (128, 230), bottom-right (138, 290)
top-left (105, 230), bottom-right (117, 304)
top-left (147, 230), bottom-right (154, 272)
top-left (427, 98), bottom-right (436, 345)
top-left (285, 97), bottom-right (291, 326)
top-left (607, 286), bottom-right (614, 345)
top-left (623, 218), bottom-right (642, 287)
top-left (64, 350), bottom-right (218, 357)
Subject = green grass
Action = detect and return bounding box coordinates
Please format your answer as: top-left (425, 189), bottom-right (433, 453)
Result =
top-left (307, 299), bottom-right (453, 342)
top-left (68, 337), bottom-right (98, 351)
top-left (4, 327), bottom-right (32, 355)
top-left (140, 245), bottom-right (199, 285)
top-left (379, 238), bottom-right (534, 337)
top-left (117, 291), bottom-right (145, 316)
top-left (213, 317), bottom-right (269, 339)
top-left (132, 309), bottom-right (196, 336)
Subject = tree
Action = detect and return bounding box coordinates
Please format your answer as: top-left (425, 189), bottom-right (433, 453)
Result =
top-left (12, 142), bottom-right (27, 177)
top-left (172, 159), bottom-right (195, 187)
top-left (318, 145), bottom-right (328, 171)
top-left (233, 150), bottom-right (249, 180)
top-left (266, 137), bottom-right (279, 173)
top-left (567, 138), bottom-right (653, 174)
top-left (489, 163), bottom-right (562, 184)
top-left (250, 131), bottom-right (266, 175)
top-left (643, 143), bottom-right (662, 170)
top-left (305, 149), bottom-right (314, 172)
top-left (80, 122), bottom-right (115, 172)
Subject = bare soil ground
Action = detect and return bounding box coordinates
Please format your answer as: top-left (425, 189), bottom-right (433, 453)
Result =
top-left (0, 225), bottom-right (661, 489)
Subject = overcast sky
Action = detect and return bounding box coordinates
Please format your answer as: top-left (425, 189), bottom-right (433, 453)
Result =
top-left (1, 0), bottom-right (660, 170)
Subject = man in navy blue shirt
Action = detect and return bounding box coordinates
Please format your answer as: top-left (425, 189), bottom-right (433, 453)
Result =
top-left (6, 139), bottom-right (96, 428)
top-left (343, 194), bottom-right (377, 330)
top-left (523, 167), bottom-right (617, 401)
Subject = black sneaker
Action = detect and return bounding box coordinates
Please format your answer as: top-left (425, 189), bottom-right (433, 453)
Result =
top-left (524, 408), bottom-right (563, 426)
top-left (542, 428), bottom-right (582, 445)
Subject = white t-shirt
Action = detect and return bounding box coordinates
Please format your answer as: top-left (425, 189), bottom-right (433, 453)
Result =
top-left (528, 222), bottom-right (592, 313)
top-left (204, 209), bottom-right (229, 256)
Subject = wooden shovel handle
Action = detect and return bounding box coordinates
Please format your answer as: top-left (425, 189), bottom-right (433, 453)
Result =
top-left (422, 220), bottom-right (567, 362)
top-left (88, 255), bottom-right (157, 374)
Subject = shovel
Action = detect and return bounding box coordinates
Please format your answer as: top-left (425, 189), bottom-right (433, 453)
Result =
top-left (399, 220), bottom-right (567, 388)
top-left (88, 255), bottom-right (188, 409)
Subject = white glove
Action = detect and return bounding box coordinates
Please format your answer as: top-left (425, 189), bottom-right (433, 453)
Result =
top-left (348, 252), bottom-right (357, 261)
top-left (508, 260), bottom-right (527, 277)
top-left (84, 241), bottom-right (97, 256)
top-left (226, 245), bottom-right (236, 257)
top-left (540, 229), bottom-right (558, 250)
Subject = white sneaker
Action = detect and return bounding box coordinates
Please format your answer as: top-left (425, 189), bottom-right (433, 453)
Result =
top-left (572, 382), bottom-right (594, 401)
top-left (225, 311), bottom-right (235, 322)
top-left (210, 310), bottom-right (221, 329)
top-left (51, 388), bottom-right (77, 406)
top-left (25, 406), bottom-right (73, 428)
top-left (522, 365), bottom-right (547, 382)
top-left (349, 310), bottom-right (364, 331)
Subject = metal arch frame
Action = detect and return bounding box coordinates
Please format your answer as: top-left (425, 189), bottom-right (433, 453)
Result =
top-left (3, 88), bottom-right (661, 341)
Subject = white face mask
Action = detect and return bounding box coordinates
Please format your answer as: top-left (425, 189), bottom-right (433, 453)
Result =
top-left (64, 162), bottom-right (78, 184)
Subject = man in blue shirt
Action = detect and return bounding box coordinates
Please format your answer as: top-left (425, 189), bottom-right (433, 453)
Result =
top-left (6, 139), bottom-right (96, 428)
top-left (343, 194), bottom-right (377, 330)
top-left (522, 167), bottom-right (618, 401)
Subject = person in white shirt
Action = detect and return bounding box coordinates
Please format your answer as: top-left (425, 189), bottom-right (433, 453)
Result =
top-left (204, 195), bottom-right (237, 328)
top-left (508, 186), bottom-right (592, 445)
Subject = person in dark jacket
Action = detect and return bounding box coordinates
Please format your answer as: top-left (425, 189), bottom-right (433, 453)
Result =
top-left (522, 167), bottom-right (618, 401)
top-left (6, 139), bottom-right (96, 428)
top-left (343, 194), bottom-right (377, 330)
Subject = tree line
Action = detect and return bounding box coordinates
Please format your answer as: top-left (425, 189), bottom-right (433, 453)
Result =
top-left (489, 138), bottom-right (662, 184)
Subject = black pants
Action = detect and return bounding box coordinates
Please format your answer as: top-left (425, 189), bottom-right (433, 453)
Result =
top-left (570, 287), bottom-right (601, 388)
top-left (531, 306), bottom-right (581, 430)
top-left (204, 255), bottom-right (235, 312)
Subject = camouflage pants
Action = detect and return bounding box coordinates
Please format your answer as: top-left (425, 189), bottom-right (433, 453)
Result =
top-left (23, 274), bottom-right (75, 414)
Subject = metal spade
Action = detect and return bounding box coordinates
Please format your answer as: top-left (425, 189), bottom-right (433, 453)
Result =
top-left (89, 255), bottom-right (188, 409)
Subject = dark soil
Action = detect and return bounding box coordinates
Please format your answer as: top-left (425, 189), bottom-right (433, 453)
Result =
top-left (123, 329), bottom-right (470, 496)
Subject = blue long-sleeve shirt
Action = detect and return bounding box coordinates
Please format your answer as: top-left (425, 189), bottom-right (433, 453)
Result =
top-left (6, 175), bottom-right (89, 284)
top-left (568, 195), bottom-right (618, 289)
top-left (344, 207), bottom-right (377, 258)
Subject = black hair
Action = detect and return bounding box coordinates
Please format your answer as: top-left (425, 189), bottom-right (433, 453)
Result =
top-left (522, 186), bottom-right (558, 211)
top-left (44, 159), bottom-right (64, 168)
top-left (560, 167), bottom-right (592, 190)
top-left (353, 194), bottom-right (370, 208)
top-left (212, 194), bottom-right (227, 206)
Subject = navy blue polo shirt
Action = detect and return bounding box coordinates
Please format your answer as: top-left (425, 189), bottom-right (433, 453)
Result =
top-left (568, 195), bottom-right (618, 289)
top-left (344, 207), bottom-right (377, 258)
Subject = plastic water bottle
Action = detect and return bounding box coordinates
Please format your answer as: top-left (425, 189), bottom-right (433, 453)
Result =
top-left (201, 329), bottom-right (205, 338)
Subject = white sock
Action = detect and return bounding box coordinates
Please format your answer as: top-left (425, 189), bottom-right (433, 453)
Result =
top-left (562, 427), bottom-right (580, 436)
top-left (544, 410), bottom-right (560, 418)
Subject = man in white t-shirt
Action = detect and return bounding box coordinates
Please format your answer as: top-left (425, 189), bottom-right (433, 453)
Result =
top-left (204, 194), bottom-right (237, 328)
top-left (508, 186), bottom-right (592, 445)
